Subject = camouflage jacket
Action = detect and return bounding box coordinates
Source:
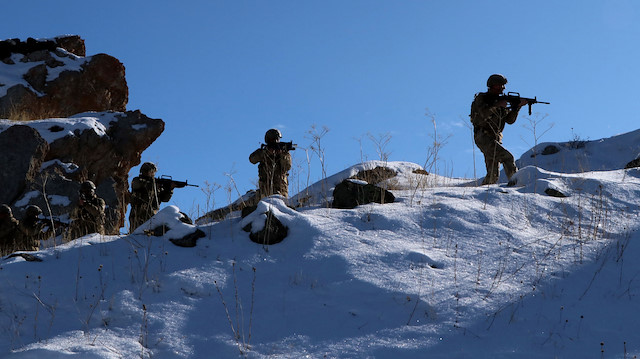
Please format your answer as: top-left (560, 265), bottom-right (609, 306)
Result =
top-left (0, 217), bottom-right (19, 254)
top-left (130, 175), bottom-right (173, 212)
top-left (70, 195), bottom-right (106, 238)
top-left (16, 217), bottom-right (45, 251)
top-left (249, 146), bottom-right (292, 198)
top-left (470, 92), bottom-right (520, 141)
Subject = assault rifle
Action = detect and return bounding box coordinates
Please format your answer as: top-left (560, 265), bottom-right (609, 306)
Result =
top-left (155, 175), bottom-right (199, 189)
top-left (500, 92), bottom-right (550, 115)
top-left (261, 141), bottom-right (297, 152)
top-left (37, 216), bottom-right (69, 229)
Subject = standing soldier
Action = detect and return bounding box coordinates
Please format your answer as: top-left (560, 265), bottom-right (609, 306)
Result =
top-left (470, 74), bottom-right (528, 185)
top-left (16, 205), bottom-right (45, 251)
top-left (68, 181), bottom-right (106, 239)
top-left (249, 129), bottom-right (293, 200)
top-left (0, 204), bottom-right (19, 255)
top-left (129, 162), bottom-right (174, 231)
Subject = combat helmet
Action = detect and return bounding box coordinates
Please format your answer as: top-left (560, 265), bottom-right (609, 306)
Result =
top-left (487, 74), bottom-right (508, 87)
top-left (140, 162), bottom-right (158, 175)
top-left (0, 204), bottom-right (12, 217)
top-left (25, 205), bottom-right (42, 218)
top-left (80, 181), bottom-right (96, 196)
top-left (265, 129), bottom-right (282, 144)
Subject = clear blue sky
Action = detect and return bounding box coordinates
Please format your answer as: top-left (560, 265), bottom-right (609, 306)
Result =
top-left (4, 0), bottom-right (640, 216)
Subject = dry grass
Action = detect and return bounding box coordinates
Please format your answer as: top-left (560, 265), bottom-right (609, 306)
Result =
top-left (6, 100), bottom-right (60, 122)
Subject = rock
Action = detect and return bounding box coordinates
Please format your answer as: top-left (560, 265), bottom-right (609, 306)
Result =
top-left (53, 35), bottom-right (85, 56)
top-left (625, 158), bottom-right (640, 169)
top-left (544, 187), bottom-right (567, 198)
top-left (0, 36), bottom-right (127, 120)
top-left (332, 179), bottom-right (395, 209)
top-left (541, 145), bottom-right (560, 155)
top-left (242, 208), bottom-right (288, 245)
top-left (0, 36), bottom-right (163, 235)
top-left (4, 253), bottom-right (43, 262)
top-left (1, 111), bottom-right (164, 234)
top-left (351, 166), bottom-right (398, 185)
top-left (0, 125), bottom-right (48, 205)
top-left (196, 190), bottom-right (258, 224)
top-left (142, 220), bottom-right (205, 248)
top-left (170, 229), bottom-right (206, 248)
top-left (412, 169), bottom-right (429, 176)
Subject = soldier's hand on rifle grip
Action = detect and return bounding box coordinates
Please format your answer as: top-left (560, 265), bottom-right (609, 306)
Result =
top-left (497, 99), bottom-right (508, 108)
top-left (518, 99), bottom-right (528, 108)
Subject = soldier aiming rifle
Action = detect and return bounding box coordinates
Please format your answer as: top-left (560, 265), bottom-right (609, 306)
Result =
top-left (129, 162), bottom-right (199, 231)
top-left (250, 129), bottom-right (294, 200)
top-left (68, 181), bottom-right (106, 239)
top-left (470, 74), bottom-right (549, 186)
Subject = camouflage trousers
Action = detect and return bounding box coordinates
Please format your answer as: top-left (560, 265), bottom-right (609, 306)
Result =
top-left (129, 205), bottom-right (157, 233)
top-left (474, 131), bottom-right (517, 185)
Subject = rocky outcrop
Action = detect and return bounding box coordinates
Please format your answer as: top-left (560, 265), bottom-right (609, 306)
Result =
top-left (0, 36), bottom-right (127, 120)
top-left (0, 111), bottom-right (164, 234)
top-left (0, 36), bottom-right (163, 235)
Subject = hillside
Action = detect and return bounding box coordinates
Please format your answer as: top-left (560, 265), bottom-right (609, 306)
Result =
top-left (1, 130), bottom-right (640, 358)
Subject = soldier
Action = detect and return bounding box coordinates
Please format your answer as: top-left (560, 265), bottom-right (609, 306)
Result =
top-left (68, 181), bottom-right (106, 239)
top-left (129, 162), bottom-right (174, 231)
top-left (0, 204), bottom-right (19, 255)
top-left (470, 74), bottom-right (528, 185)
top-left (15, 205), bottom-right (45, 251)
top-left (249, 129), bottom-right (293, 199)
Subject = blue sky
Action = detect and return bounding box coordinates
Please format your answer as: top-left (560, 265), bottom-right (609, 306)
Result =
top-left (4, 0), bottom-right (640, 215)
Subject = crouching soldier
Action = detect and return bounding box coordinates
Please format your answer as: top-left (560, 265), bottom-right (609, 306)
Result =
top-left (249, 129), bottom-right (293, 200)
top-left (129, 162), bottom-right (174, 232)
top-left (0, 204), bottom-right (19, 255)
top-left (68, 181), bottom-right (106, 239)
top-left (15, 205), bottom-right (46, 251)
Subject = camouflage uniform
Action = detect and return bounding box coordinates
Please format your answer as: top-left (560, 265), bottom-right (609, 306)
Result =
top-left (69, 181), bottom-right (106, 239)
top-left (16, 206), bottom-right (45, 251)
top-left (129, 162), bottom-right (173, 231)
top-left (249, 129), bottom-right (292, 199)
top-left (0, 205), bottom-right (19, 255)
top-left (470, 75), bottom-right (522, 185)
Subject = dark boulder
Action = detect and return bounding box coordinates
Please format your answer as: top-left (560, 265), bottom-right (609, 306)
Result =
top-left (332, 179), bottom-right (395, 209)
top-left (242, 208), bottom-right (288, 245)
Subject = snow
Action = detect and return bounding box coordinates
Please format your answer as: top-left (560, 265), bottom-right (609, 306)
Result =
top-left (517, 128), bottom-right (640, 173)
top-left (0, 50), bottom-right (88, 98)
top-left (1, 129), bottom-right (640, 358)
top-left (13, 191), bottom-right (40, 207)
top-left (47, 195), bottom-right (71, 207)
top-left (41, 159), bottom-right (79, 173)
top-left (0, 112), bottom-right (122, 143)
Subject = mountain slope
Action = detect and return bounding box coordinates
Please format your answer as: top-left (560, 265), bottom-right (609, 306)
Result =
top-left (1, 133), bottom-right (640, 358)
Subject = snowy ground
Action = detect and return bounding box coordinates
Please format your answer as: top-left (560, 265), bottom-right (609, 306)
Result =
top-left (1, 131), bottom-right (640, 358)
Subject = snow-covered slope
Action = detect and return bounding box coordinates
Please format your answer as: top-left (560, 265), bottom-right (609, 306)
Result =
top-left (517, 128), bottom-right (640, 173)
top-left (1, 131), bottom-right (640, 358)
